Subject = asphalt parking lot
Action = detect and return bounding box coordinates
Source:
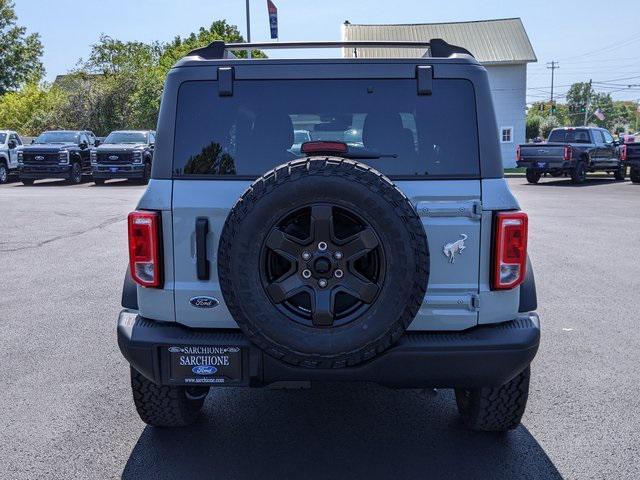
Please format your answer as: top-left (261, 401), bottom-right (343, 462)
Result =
top-left (1, 176), bottom-right (639, 479)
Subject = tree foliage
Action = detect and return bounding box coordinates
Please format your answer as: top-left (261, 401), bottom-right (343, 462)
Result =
top-left (526, 115), bottom-right (542, 140)
top-left (0, 0), bottom-right (44, 94)
top-left (0, 20), bottom-right (264, 136)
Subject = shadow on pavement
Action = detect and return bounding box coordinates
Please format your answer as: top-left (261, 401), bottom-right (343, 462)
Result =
top-left (122, 383), bottom-right (562, 480)
top-left (523, 177), bottom-right (624, 187)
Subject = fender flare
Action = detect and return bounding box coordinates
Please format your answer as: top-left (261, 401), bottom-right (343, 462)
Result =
top-left (518, 255), bottom-right (537, 313)
top-left (121, 266), bottom-right (138, 310)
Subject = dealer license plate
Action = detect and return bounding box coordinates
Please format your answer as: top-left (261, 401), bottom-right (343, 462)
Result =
top-left (168, 345), bottom-right (242, 385)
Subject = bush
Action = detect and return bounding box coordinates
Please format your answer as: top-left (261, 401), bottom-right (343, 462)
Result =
top-left (540, 116), bottom-right (561, 139)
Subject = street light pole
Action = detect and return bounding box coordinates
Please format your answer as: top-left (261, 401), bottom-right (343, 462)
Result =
top-left (584, 79), bottom-right (592, 126)
top-left (246, 0), bottom-right (251, 59)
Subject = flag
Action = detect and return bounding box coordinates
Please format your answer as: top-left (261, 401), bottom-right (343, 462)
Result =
top-left (267, 0), bottom-right (278, 39)
top-left (594, 108), bottom-right (605, 121)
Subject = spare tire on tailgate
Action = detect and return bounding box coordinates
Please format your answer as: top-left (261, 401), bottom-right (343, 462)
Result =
top-left (218, 158), bottom-right (429, 368)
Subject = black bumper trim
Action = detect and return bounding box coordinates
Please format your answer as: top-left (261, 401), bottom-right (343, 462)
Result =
top-left (117, 310), bottom-right (540, 389)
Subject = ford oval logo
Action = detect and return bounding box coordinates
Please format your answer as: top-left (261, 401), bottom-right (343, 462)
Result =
top-left (192, 365), bottom-right (218, 376)
top-left (34, 155), bottom-right (44, 161)
top-left (190, 296), bottom-right (219, 308)
top-left (108, 155), bottom-right (119, 161)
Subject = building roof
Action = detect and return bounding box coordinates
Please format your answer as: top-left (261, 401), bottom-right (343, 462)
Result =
top-left (341, 18), bottom-right (537, 64)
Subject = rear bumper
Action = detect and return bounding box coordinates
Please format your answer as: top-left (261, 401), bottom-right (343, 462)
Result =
top-left (92, 164), bottom-right (144, 179)
top-left (117, 310), bottom-right (540, 389)
top-left (517, 159), bottom-right (571, 170)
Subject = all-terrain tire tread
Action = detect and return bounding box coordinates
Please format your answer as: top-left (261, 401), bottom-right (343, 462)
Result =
top-left (130, 368), bottom-right (205, 427)
top-left (456, 367), bottom-right (530, 432)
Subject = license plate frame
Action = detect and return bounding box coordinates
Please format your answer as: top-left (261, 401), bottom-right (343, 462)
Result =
top-left (166, 345), bottom-right (244, 385)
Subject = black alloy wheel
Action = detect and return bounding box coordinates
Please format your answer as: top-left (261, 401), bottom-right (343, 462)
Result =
top-left (261, 204), bottom-right (385, 328)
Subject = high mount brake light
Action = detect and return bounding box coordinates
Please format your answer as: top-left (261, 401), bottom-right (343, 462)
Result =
top-left (620, 145), bottom-right (627, 161)
top-left (563, 146), bottom-right (572, 161)
top-left (492, 212), bottom-right (528, 290)
top-left (128, 210), bottom-right (162, 288)
top-left (301, 141), bottom-right (348, 155)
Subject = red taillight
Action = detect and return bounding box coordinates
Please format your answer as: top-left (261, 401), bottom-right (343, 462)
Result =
top-left (301, 141), bottom-right (348, 155)
top-left (516, 145), bottom-right (521, 162)
top-left (128, 210), bottom-right (162, 288)
top-left (620, 145), bottom-right (627, 162)
top-left (492, 212), bottom-right (528, 290)
top-left (563, 146), bottom-right (572, 161)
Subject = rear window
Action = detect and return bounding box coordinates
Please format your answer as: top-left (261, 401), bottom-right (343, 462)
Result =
top-left (173, 78), bottom-right (479, 178)
top-left (548, 129), bottom-right (591, 144)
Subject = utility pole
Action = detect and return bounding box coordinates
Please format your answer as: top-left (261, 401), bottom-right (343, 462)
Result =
top-left (547, 61), bottom-right (559, 104)
top-left (246, 0), bottom-right (252, 59)
top-left (584, 79), bottom-right (592, 126)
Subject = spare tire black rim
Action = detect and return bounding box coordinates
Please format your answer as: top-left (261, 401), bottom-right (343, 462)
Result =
top-left (260, 203), bottom-right (385, 328)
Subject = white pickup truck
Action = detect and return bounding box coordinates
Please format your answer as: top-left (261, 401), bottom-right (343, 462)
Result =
top-left (0, 130), bottom-right (24, 184)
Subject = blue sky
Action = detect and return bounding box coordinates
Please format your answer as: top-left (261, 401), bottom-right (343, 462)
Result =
top-left (14, 0), bottom-right (640, 103)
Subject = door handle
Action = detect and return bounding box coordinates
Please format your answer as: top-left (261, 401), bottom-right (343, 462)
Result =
top-left (195, 218), bottom-right (209, 280)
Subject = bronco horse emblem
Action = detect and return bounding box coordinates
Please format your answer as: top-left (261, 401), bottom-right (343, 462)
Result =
top-left (443, 234), bottom-right (468, 263)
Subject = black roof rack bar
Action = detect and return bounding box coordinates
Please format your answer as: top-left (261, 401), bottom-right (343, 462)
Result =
top-left (186, 39), bottom-right (473, 61)
top-left (224, 41), bottom-right (432, 50)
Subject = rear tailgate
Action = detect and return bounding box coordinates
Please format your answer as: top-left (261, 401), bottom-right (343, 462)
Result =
top-left (172, 179), bottom-right (481, 331)
top-left (518, 143), bottom-right (566, 166)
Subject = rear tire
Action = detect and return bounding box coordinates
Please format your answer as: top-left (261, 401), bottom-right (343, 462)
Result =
top-left (21, 178), bottom-right (34, 186)
top-left (614, 164), bottom-right (626, 181)
top-left (630, 167), bottom-right (640, 184)
top-left (455, 367), bottom-right (531, 432)
top-left (525, 168), bottom-right (541, 184)
top-left (130, 367), bottom-right (208, 427)
top-left (571, 161), bottom-right (587, 184)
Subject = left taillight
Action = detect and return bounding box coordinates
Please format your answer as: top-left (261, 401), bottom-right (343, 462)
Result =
top-left (492, 212), bottom-right (528, 290)
top-left (128, 210), bottom-right (162, 288)
top-left (620, 145), bottom-right (627, 162)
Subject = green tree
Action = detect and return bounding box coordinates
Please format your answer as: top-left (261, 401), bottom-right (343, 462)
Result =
top-left (0, 83), bottom-right (65, 135)
top-left (0, 0), bottom-right (44, 94)
top-left (540, 115), bottom-right (560, 139)
top-left (526, 115), bottom-right (542, 140)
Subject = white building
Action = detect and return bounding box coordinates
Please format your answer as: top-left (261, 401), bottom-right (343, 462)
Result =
top-left (341, 18), bottom-right (537, 168)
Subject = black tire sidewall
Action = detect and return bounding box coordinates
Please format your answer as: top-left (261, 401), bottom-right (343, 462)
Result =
top-left (218, 159), bottom-right (429, 366)
top-left (69, 162), bottom-right (82, 184)
top-left (0, 163), bottom-right (7, 184)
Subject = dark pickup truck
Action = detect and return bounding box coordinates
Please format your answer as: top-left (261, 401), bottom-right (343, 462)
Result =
top-left (18, 130), bottom-right (95, 185)
top-left (91, 130), bottom-right (155, 185)
top-left (620, 142), bottom-right (640, 183)
top-left (517, 127), bottom-right (625, 184)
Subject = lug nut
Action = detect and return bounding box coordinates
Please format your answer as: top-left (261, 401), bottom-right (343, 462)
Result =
top-left (318, 279), bottom-right (328, 288)
top-left (302, 251), bottom-right (311, 260)
top-left (334, 269), bottom-right (344, 278)
top-left (334, 251), bottom-right (343, 260)
top-left (318, 241), bottom-right (328, 251)
top-left (302, 269), bottom-right (312, 279)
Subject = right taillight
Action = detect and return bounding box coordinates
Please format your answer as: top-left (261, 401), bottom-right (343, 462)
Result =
top-left (563, 146), bottom-right (572, 161)
top-left (515, 145), bottom-right (521, 162)
top-left (128, 210), bottom-right (162, 288)
top-left (492, 212), bottom-right (528, 290)
top-left (620, 145), bottom-right (627, 162)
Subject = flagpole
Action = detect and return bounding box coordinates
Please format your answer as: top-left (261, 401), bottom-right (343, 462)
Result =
top-left (246, 0), bottom-right (251, 59)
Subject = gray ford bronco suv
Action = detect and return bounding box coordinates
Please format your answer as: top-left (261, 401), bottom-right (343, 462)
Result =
top-left (118, 40), bottom-right (539, 432)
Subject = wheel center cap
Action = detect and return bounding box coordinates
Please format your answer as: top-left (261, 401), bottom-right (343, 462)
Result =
top-left (312, 257), bottom-right (332, 275)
